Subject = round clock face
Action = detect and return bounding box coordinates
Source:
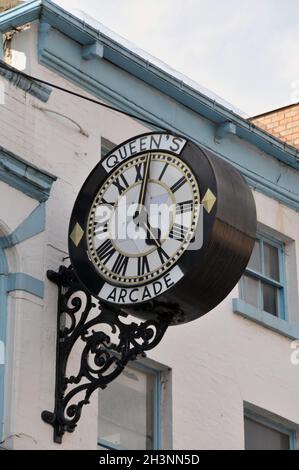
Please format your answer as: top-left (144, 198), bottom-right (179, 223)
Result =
top-left (87, 152), bottom-right (200, 286)
top-left (69, 131), bottom-right (256, 323)
top-left (69, 132), bottom-right (218, 309)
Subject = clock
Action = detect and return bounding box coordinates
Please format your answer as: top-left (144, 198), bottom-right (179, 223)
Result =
top-left (69, 132), bottom-right (256, 324)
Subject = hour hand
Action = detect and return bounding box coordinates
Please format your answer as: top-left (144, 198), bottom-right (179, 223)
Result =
top-left (144, 215), bottom-right (161, 247)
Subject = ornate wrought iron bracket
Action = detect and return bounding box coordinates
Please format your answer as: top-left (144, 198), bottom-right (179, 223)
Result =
top-left (41, 265), bottom-right (171, 443)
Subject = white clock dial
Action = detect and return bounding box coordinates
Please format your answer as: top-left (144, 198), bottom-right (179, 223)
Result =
top-left (87, 152), bottom-right (200, 285)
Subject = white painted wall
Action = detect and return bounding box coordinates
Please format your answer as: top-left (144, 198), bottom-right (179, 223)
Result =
top-left (0, 20), bottom-right (298, 450)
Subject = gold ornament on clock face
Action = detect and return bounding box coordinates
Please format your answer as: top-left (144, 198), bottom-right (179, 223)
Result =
top-left (87, 152), bottom-right (200, 286)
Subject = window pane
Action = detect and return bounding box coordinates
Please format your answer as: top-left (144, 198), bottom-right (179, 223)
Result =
top-left (247, 240), bottom-right (261, 272)
top-left (244, 417), bottom-right (290, 450)
top-left (262, 282), bottom-right (278, 316)
top-left (264, 242), bottom-right (279, 281)
top-left (242, 275), bottom-right (260, 308)
top-left (98, 366), bottom-right (155, 450)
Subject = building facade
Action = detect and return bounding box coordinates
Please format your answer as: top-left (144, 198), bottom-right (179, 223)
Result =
top-left (0, 0), bottom-right (299, 450)
top-left (251, 103), bottom-right (299, 149)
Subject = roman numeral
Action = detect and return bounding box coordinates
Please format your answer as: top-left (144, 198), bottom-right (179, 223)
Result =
top-left (135, 162), bottom-right (144, 182)
top-left (157, 246), bottom-right (170, 264)
top-left (112, 254), bottom-right (129, 276)
top-left (137, 256), bottom-right (150, 276)
top-left (176, 200), bottom-right (193, 214)
top-left (94, 221), bottom-right (108, 236)
top-left (112, 174), bottom-right (129, 194)
top-left (170, 176), bottom-right (186, 193)
top-left (96, 239), bottom-right (115, 264)
top-left (158, 163), bottom-right (168, 181)
top-left (101, 198), bottom-right (115, 207)
top-left (169, 223), bottom-right (188, 241)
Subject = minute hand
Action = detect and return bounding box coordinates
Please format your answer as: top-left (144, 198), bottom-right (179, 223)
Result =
top-left (134, 153), bottom-right (151, 219)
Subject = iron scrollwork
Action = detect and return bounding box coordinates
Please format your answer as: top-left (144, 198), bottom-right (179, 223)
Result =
top-left (41, 265), bottom-right (171, 443)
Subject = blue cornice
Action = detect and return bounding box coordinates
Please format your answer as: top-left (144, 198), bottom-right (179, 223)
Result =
top-left (0, 60), bottom-right (52, 102)
top-left (0, 0), bottom-right (41, 31)
top-left (0, 1), bottom-right (299, 211)
top-left (0, 146), bottom-right (56, 202)
top-left (37, 25), bottom-right (299, 212)
top-left (0, 1), bottom-right (298, 169)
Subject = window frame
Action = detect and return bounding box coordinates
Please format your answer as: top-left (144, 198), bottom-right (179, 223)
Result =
top-left (244, 409), bottom-right (297, 450)
top-left (240, 233), bottom-right (287, 320)
top-left (97, 361), bottom-right (162, 451)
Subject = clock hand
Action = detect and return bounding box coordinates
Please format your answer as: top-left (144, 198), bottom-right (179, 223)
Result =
top-left (133, 153), bottom-right (151, 220)
top-left (142, 218), bottom-right (161, 249)
top-left (144, 214), bottom-right (161, 247)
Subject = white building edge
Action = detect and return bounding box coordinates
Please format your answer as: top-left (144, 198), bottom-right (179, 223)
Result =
top-left (0, 0), bottom-right (298, 450)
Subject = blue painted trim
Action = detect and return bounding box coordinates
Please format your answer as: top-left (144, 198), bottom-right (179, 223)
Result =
top-left (0, 2), bottom-right (298, 169)
top-left (0, 60), bottom-right (52, 102)
top-left (232, 298), bottom-right (299, 340)
top-left (98, 361), bottom-right (162, 450)
top-left (0, 0), bottom-right (41, 32)
top-left (0, 146), bottom-right (56, 202)
top-left (35, 26), bottom-right (299, 212)
top-left (7, 272), bottom-right (44, 298)
top-left (1, 1), bottom-right (299, 210)
top-left (97, 438), bottom-right (124, 450)
top-left (35, 0), bottom-right (299, 170)
top-left (0, 203), bottom-right (45, 249)
top-left (82, 42), bottom-right (104, 61)
top-left (215, 121), bottom-right (236, 143)
top-left (154, 371), bottom-right (162, 450)
top-left (0, 33), bottom-right (3, 62)
top-left (241, 233), bottom-right (287, 320)
top-left (0, 243), bottom-right (44, 438)
top-left (129, 361), bottom-right (162, 450)
top-left (244, 408), bottom-right (297, 450)
top-left (0, 247), bottom-right (8, 440)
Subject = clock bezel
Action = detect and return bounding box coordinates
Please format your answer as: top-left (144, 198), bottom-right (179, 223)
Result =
top-left (68, 132), bottom-right (218, 306)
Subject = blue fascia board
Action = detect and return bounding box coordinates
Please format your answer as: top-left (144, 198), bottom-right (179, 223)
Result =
top-left (0, 0), bottom-right (41, 32)
top-left (1, 0), bottom-right (299, 173)
top-left (0, 145), bottom-right (56, 202)
top-left (38, 28), bottom-right (299, 212)
top-left (39, 2), bottom-right (298, 171)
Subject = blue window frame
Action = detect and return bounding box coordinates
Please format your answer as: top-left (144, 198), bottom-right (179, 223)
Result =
top-left (244, 409), bottom-right (297, 450)
top-left (240, 233), bottom-right (287, 319)
top-left (98, 362), bottom-right (162, 450)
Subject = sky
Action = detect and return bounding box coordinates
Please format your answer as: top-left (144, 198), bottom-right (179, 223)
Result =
top-left (56, 0), bottom-right (299, 116)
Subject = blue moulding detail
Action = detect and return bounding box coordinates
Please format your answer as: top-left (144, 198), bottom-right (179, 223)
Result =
top-left (0, 146), bottom-right (56, 202)
top-left (7, 272), bottom-right (44, 298)
top-left (215, 121), bottom-right (236, 143)
top-left (82, 42), bottom-right (104, 60)
top-left (0, 0), bottom-right (299, 214)
top-left (0, 202), bottom-right (45, 249)
top-left (0, 61), bottom-right (52, 102)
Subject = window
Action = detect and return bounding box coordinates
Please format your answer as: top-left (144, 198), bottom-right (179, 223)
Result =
top-left (240, 234), bottom-right (286, 319)
top-left (98, 363), bottom-right (162, 450)
top-left (244, 411), bottom-right (297, 450)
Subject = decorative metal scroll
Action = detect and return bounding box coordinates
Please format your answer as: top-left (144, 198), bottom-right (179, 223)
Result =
top-left (41, 265), bottom-right (171, 443)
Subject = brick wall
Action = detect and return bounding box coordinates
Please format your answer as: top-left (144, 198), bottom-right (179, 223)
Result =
top-left (0, 1), bottom-right (22, 13)
top-left (251, 104), bottom-right (299, 148)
